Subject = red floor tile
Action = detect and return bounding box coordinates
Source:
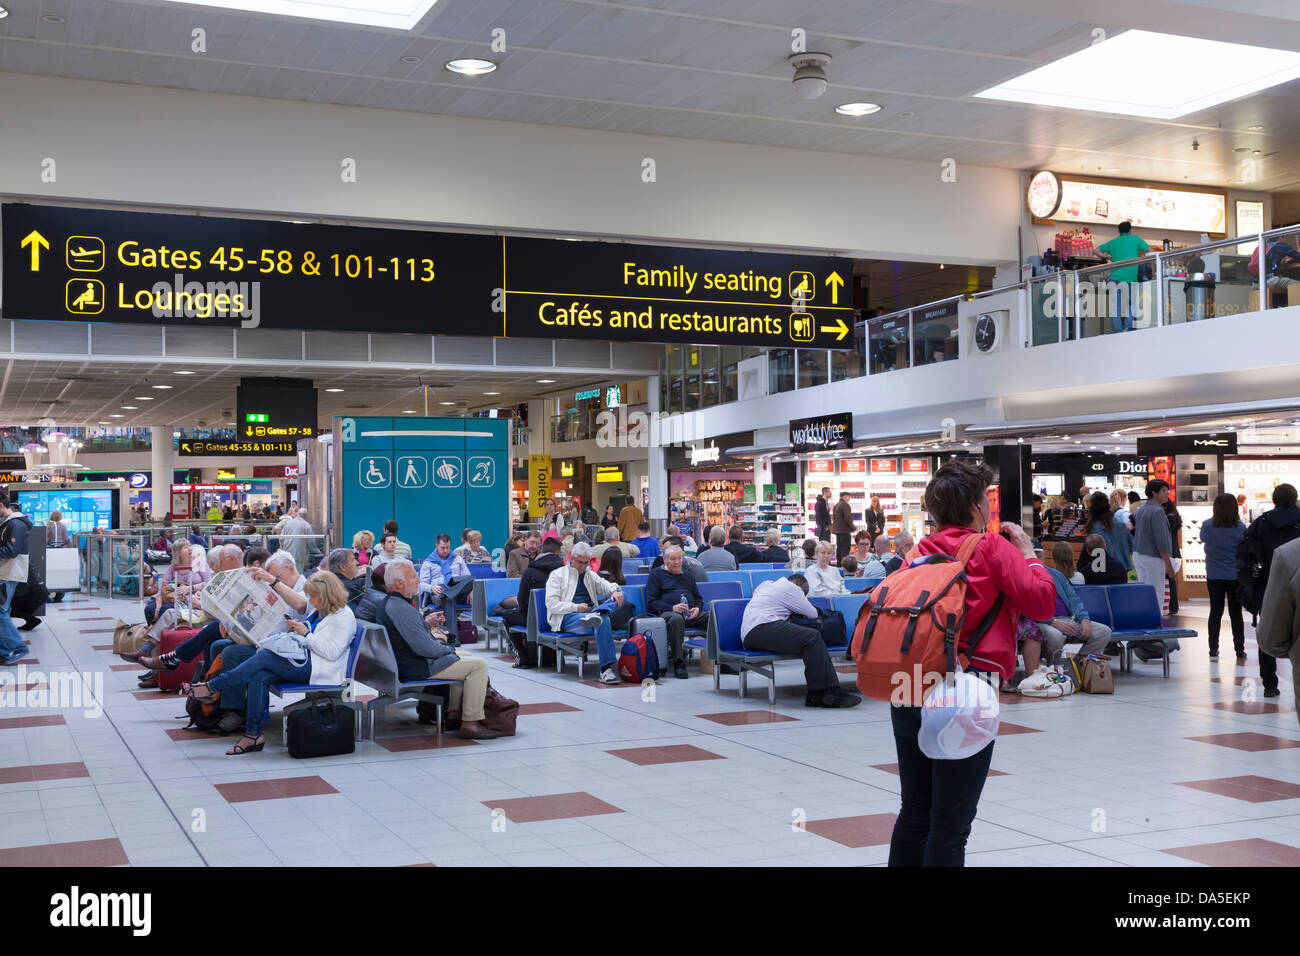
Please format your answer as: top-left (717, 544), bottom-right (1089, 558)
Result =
top-left (5, 658), bottom-right (38, 665)
top-left (0, 761), bottom-right (89, 784)
top-left (0, 837), bottom-right (127, 867)
top-left (485, 791), bottom-right (622, 823)
top-left (3, 683), bottom-right (48, 693)
top-left (1204, 701), bottom-right (1295, 715)
top-left (805, 813), bottom-right (897, 848)
top-left (215, 775), bottom-right (339, 803)
top-left (82, 629), bottom-right (115, 634)
top-left (996, 722), bottom-right (1042, 735)
top-left (606, 744), bottom-right (725, 766)
top-left (165, 728), bottom-right (229, 742)
top-left (1163, 838), bottom-right (1300, 867)
top-left (1176, 775), bottom-right (1300, 803)
top-left (0, 715), bottom-right (66, 730)
top-left (111, 664), bottom-right (145, 672)
top-left (872, 762), bottom-right (1006, 777)
top-left (1187, 732), bottom-right (1300, 752)
top-left (696, 711), bottom-right (799, 726)
top-left (516, 702), bottom-right (582, 715)
top-left (132, 690), bottom-right (180, 701)
top-left (92, 645), bottom-right (114, 651)
top-left (374, 733), bottom-right (478, 752)
top-left (998, 694), bottom-right (1063, 705)
top-left (404, 862), bottom-right (437, 867)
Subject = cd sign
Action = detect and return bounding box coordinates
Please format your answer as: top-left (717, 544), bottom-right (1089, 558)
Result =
top-left (1027, 170), bottom-right (1063, 219)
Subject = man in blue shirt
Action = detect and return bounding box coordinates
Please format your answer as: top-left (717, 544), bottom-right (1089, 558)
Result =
top-left (419, 533), bottom-right (473, 626)
top-left (630, 521), bottom-right (661, 560)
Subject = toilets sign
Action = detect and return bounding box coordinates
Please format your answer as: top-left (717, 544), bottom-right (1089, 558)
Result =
top-left (3, 203), bottom-right (852, 349)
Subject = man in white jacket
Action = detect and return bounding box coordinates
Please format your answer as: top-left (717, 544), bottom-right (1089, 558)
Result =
top-left (544, 541), bottom-right (626, 684)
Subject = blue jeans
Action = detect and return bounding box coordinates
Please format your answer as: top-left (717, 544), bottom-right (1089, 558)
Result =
top-left (1110, 282), bottom-right (1135, 333)
top-left (207, 647), bottom-right (311, 737)
top-left (0, 581), bottom-right (23, 657)
top-left (560, 597), bottom-right (620, 667)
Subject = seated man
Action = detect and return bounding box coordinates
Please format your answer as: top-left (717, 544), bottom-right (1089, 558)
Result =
top-left (697, 526), bottom-right (737, 571)
top-left (419, 533), bottom-right (474, 623)
top-left (358, 558), bottom-right (499, 740)
top-left (544, 541), bottom-right (626, 684)
top-left (650, 535), bottom-right (709, 584)
top-left (758, 528), bottom-right (789, 564)
top-left (323, 547), bottom-right (367, 608)
top-left (506, 531), bottom-right (541, 578)
top-left (590, 526), bottom-right (640, 563)
top-left (1020, 562), bottom-right (1113, 688)
top-left (740, 573), bottom-right (859, 708)
top-left (724, 524), bottom-right (765, 565)
top-left (134, 543), bottom-right (242, 660)
top-left (497, 536), bottom-right (565, 666)
top-left (644, 544), bottom-right (708, 680)
top-left (630, 521), bottom-right (661, 561)
top-left (880, 532), bottom-right (911, 575)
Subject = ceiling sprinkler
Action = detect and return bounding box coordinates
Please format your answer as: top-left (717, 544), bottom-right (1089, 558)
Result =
top-left (788, 52), bottom-right (832, 99)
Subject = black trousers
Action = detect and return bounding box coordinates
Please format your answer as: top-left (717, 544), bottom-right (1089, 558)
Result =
top-left (818, 529), bottom-right (830, 543)
top-left (659, 610), bottom-right (709, 664)
top-left (1260, 650), bottom-right (1278, 692)
top-left (1165, 572), bottom-right (1180, 614)
top-left (743, 617), bottom-right (839, 692)
top-left (888, 691), bottom-right (995, 867)
top-left (835, 533), bottom-right (851, 564)
top-left (1206, 579), bottom-right (1244, 657)
top-left (425, 575), bottom-right (473, 623)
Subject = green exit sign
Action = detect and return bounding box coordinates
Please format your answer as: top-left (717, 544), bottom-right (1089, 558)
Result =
top-left (245, 413), bottom-right (269, 423)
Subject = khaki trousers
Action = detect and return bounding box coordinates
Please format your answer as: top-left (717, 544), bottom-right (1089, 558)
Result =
top-left (436, 650), bottom-right (489, 721)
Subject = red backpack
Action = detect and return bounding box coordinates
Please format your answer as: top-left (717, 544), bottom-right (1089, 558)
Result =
top-left (851, 533), bottom-right (1004, 705)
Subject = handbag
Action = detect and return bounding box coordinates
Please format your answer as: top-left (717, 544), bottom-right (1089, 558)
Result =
top-left (286, 695), bottom-right (355, 758)
top-left (1069, 654), bottom-right (1115, 694)
top-left (112, 619), bottom-right (151, 657)
top-left (480, 682), bottom-right (519, 736)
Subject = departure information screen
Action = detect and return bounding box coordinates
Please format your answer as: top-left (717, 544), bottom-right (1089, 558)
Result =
top-left (2, 203), bottom-right (854, 348)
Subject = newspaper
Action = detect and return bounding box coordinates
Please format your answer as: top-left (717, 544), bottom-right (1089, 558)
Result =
top-left (199, 569), bottom-right (291, 647)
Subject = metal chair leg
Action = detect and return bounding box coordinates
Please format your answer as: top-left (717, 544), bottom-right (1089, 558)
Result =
top-left (739, 668), bottom-right (747, 698)
top-left (713, 662), bottom-right (721, 691)
top-left (768, 678), bottom-right (776, 706)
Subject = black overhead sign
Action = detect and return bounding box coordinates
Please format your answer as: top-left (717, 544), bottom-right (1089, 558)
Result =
top-left (1136, 434), bottom-right (1238, 455)
top-left (178, 438), bottom-right (297, 457)
top-left (1, 203), bottom-right (854, 350)
top-left (790, 412), bottom-right (854, 453)
top-left (236, 377), bottom-right (317, 443)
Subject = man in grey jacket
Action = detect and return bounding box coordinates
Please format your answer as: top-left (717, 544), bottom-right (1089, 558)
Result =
top-left (1256, 536), bottom-right (1300, 708)
top-left (0, 494), bottom-right (32, 665)
top-left (358, 559), bottom-right (498, 739)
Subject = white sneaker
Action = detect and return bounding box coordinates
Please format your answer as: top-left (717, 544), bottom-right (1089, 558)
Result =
top-left (581, 613), bottom-right (603, 628)
top-left (600, 665), bottom-right (621, 684)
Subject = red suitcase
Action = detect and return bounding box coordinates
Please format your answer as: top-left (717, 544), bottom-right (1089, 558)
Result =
top-left (158, 628), bottom-right (202, 692)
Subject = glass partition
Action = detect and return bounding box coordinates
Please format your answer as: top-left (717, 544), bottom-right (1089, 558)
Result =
top-left (911, 302), bottom-right (960, 364)
top-left (867, 312), bottom-right (910, 373)
top-left (769, 348), bottom-right (796, 393)
top-left (797, 349), bottom-right (828, 388)
top-left (830, 321), bottom-right (867, 382)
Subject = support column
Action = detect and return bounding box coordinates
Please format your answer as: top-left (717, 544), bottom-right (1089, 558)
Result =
top-left (646, 374), bottom-right (667, 531)
top-left (983, 442), bottom-right (1033, 531)
top-left (150, 426), bottom-right (173, 522)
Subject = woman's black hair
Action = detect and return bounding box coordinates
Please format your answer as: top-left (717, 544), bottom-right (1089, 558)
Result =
top-left (1088, 492), bottom-right (1113, 534)
top-left (1211, 493), bottom-right (1238, 528)
top-left (598, 547), bottom-right (624, 585)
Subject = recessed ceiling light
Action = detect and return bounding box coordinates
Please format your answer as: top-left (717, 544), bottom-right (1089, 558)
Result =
top-left (109, 414), bottom-right (124, 418)
top-left (173, 371), bottom-right (194, 375)
top-left (836, 102), bottom-right (882, 117)
top-left (0, 7), bottom-right (9, 20)
top-left (400, 56), bottom-right (421, 64)
top-left (483, 391), bottom-right (501, 396)
top-left (122, 405), bottom-right (138, 410)
top-left (402, 410), bottom-right (417, 414)
top-left (1105, 167), bottom-right (1120, 172)
top-left (325, 388), bottom-right (345, 393)
top-left (135, 396), bottom-right (155, 401)
top-left (152, 384), bottom-right (173, 389)
top-left (42, 14), bottom-right (64, 23)
top-left (1248, 124), bottom-right (1264, 131)
top-left (445, 58), bottom-right (497, 76)
top-left (439, 401), bottom-right (455, 406)
top-left (975, 30), bottom-right (1300, 119)
top-left (536, 379), bottom-right (556, 384)
top-left (162, 0), bottom-right (439, 30)
top-left (98, 421), bottom-right (109, 425)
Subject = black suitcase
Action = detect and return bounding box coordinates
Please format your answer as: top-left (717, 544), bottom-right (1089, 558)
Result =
top-left (286, 695), bottom-right (355, 759)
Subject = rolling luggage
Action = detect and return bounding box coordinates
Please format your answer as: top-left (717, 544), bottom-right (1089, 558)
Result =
top-left (158, 627), bottom-right (202, 692)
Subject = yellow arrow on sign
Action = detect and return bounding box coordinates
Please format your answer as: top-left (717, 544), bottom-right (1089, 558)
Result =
top-left (182, 443), bottom-right (191, 453)
top-left (825, 270), bottom-right (844, 305)
top-left (20, 230), bottom-right (49, 271)
top-left (820, 318), bottom-right (849, 341)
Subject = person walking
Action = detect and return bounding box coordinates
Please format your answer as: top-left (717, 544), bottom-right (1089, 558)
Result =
top-left (0, 493), bottom-right (34, 666)
top-left (832, 491), bottom-right (855, 564)
top-left (888, 459), bottom-right (1054, 867)
top-left (814, 487), bottom-right (832, 543)
top-left (1201, 493), bottom-right (1247, 663)
top-left (1239, 483), bottom-right (1300, 698)
top-left (1257, 536), bottom-right (1300, 720)
top-left (617, 495), bottom-right (644, 544)
top-left (45, 510), bottom-right (71, 549)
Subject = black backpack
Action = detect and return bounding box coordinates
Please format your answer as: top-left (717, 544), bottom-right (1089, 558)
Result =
top-left (180, 652), bottom-right (245, 735)
top-left (1238, 514), bottom-right (1300, 619)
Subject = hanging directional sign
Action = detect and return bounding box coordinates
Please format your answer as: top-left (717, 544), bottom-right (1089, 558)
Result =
top-left (2, 203), bottom-right (854, 349)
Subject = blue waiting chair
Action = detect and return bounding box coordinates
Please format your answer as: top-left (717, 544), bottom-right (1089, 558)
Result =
top-left (466, 563), bottom-right (503, 579)
top-left (625, 574), bottom-right (649, 587)
top-left (832, 593), bottom-right (869, 628)
top-left (844, 576), bottom-right (883, 593)
top-left (622, 559), bottom-right (643, 578)
top-left (268, 620), bottom-right (377, 740)
top-left (1106, 583), bottom-right (1196, 677)
top-left (706, 570), bottom-right (752, 597)
top-left (708, 598), bottom-right (804, 705)
top-left (739, 563), bottom-right (774, 572)
top-left (474, 576), bottom-right (521, 652)
top-left (684, 581), bottom-right (744, 658)
top-left (351, 621), bottom-right (462, 737)
top-left (749, 569), bottom-right (793, 589)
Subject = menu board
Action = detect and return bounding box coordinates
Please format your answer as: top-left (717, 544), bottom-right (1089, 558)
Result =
top-left (1031, 174), bottom-right (1226, 235)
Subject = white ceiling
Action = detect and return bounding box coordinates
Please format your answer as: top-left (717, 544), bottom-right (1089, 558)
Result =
top-left (0, 0), bottom-right (1298, 194)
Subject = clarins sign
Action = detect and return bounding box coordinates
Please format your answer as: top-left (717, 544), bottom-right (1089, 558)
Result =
top-left (790, 413), bottom-right (853, 453)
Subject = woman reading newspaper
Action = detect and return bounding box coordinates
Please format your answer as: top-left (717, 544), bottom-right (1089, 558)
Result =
top-left (187, 572), bottom-right (355, 755)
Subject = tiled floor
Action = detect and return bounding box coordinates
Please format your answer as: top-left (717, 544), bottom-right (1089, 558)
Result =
top-left (1, 595), bottom-right (1296, 866)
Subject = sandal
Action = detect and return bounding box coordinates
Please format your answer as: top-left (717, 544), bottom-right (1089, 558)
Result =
top-left (185, 682), bottom-right (215, 700)
top-left (226, 735), bottom-right (264, 755)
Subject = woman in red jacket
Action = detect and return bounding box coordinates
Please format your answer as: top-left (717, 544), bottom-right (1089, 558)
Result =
top-left (889, 458), bottom-right (1055, 867)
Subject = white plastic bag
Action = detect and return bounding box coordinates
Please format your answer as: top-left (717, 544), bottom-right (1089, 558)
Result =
top-left (918, 669), bottom-right (1000, 760)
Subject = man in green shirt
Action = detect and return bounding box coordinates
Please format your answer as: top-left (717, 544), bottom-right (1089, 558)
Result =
top-left (1098, 221), bottom-right (1151, 333)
